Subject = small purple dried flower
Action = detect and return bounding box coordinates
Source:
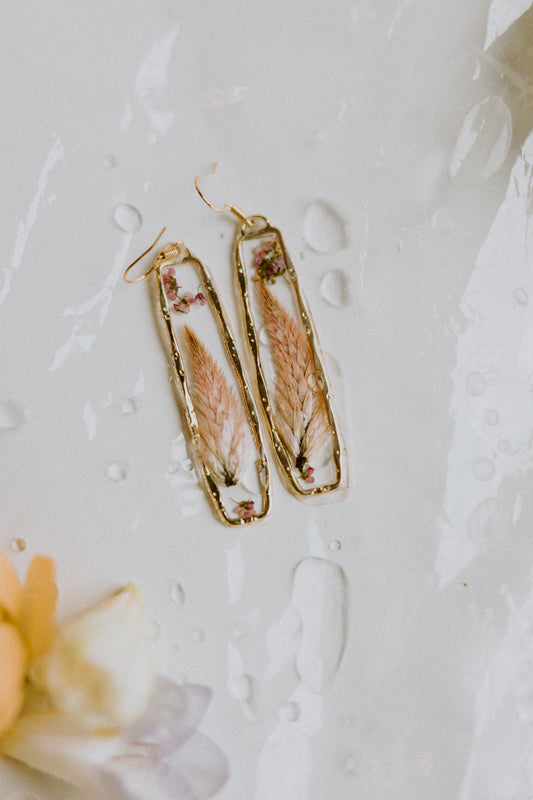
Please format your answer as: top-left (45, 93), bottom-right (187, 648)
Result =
top-left (233, 499), bottom-right (256, 519)
top-left (162, 269), bottom-right (207, 316)
top-left (301, 465), bottom-right (315, 483)
top-left (252, 239), bottom-right (287, 284)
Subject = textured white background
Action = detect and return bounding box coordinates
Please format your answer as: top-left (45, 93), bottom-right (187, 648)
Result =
top-left (1, 1), bottom-right (533, 798)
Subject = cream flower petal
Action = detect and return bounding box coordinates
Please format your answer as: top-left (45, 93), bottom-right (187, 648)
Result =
top-left (34, 583), bottom-right (155, 727)
top-left (1, 711), bottom-right (128, 796)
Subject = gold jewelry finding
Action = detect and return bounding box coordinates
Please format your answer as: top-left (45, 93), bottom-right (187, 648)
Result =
top-left (124, 232), bottom-right (271, 525)
top-left (195, 164), bottom-right (346, 499)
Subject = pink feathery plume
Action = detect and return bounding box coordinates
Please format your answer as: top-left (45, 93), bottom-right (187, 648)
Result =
top-left (257, 281), bottom-right (330, 478)
top-left (182, 326), bottom-right (251, 487)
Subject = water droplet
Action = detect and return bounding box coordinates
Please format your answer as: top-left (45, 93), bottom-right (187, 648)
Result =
top-left (319, 269), bottom-right (352, 307)
top-left (280, 701), bottom-right (300, 722)
top-left (449, 95), bottom-right (512, 186)
top-left (228, 674), bottom-right (252, 702)
top-left (0, 401), bottom-right (27, 431)
top-left (497, 438), bottom-right (511, 453)
top-left (430, 208), bottom-right (454, 236)
top-left (145, 619), bottom-right (161, 641)
top-left (120, 397), bottom-right (140, 415)
top-left (328, 539), bottom-right (342, 552)
top-left (292, 557), bottom-right (347, 692)
top-left (170, 581), bottom-right (186, 605)
top-left (191, 628), bottom-right (205, 643)
top-left (10, 538), bottom-right (26, 553)
top-left (512, 287), bottom-right (529, 307)
top-left (113, 204), bottom-right (142, 233)
top-left (303, 200), bottom-right (347, 253)
top-left (472, 457), bottom-right (495, 481)
top-left (106, 461), bottom-right (128, 481)
top-left (484, 408), bottom-right (499, 426)
top-left (102, 154), bottom-right (117, 169)
top-left (466, 372), bottom-right (487, 397)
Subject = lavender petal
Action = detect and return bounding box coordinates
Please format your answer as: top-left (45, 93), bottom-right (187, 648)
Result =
top-left (127, 678), bottom-right (212, 754)
top-left (106, 754), bottom-right (196, 800)
top-left (166, 730), bottom-right (229, 799)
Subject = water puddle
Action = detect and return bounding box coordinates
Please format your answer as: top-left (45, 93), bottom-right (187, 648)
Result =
top-left (292, 557), bottom-right (348, 692)
top-left (319, 269), bottom-right (353, 307)
top-left (112, 203), bottom-right (143, 232)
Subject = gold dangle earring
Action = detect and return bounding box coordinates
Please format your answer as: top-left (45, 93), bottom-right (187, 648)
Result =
top-left (195, 164), bottom-right (346, 499)
top-left (123, 228), bottom-right (270, 526)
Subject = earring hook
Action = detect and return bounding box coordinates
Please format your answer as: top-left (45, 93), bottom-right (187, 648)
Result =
top-left (123, 227), bottom-right (167, 284)
top-left (194, 163), bottom-right (249, 223)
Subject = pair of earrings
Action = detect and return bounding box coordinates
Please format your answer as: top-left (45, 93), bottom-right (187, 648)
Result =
top-left (123, 164), bottom-right (345, 526)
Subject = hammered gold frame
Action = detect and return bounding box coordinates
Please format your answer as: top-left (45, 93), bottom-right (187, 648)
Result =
top-left (125, 236), bottom-right (270, 526)
top-left (234, 216), bottom-right (344, 498)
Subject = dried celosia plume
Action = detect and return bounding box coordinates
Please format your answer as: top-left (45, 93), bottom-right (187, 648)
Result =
top-left (256, 281), bottom-right (330, 481)
top-left (182, 326), bottom-right (251, 487)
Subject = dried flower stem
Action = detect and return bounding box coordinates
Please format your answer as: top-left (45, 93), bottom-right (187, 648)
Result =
top-left (182, 326), bottom-right (251, 487)
top-left (257, 281), bottom-right (330, 478)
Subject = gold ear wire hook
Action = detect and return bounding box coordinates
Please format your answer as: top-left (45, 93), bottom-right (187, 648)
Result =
top-left (194, 163), bottom-right (249, 223)
top-left (123, 227), bottom-right (167, 284)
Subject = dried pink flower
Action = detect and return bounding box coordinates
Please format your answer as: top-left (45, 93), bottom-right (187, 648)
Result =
top-left (253, 239), bottom-right (287, 284)
top-left (257, 281), bottom-right (330, 482)
top-left (232, 499), bottom-right (255, 519)
top-left (163, 270), bottom-right (207, 316)
top-left (302, 465), bottom-right (315, 483)
top-left (182, 327), bottom-right (251, 487)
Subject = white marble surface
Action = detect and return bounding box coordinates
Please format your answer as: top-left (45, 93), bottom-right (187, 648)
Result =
top-left (1, 1), bottom-right (533, 798)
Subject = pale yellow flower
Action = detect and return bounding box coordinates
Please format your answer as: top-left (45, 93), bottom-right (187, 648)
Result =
top-left (0, 550), bottom-right (228, 800)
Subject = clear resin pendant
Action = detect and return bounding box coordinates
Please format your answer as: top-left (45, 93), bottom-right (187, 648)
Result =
top-left (147, 240), bottom-right (270, 525)
top-left (234, 217), bottom-right (345, 498)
